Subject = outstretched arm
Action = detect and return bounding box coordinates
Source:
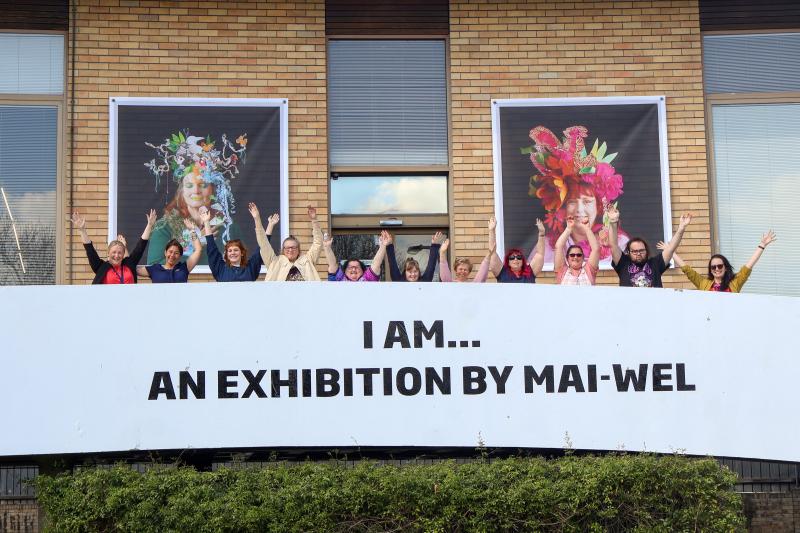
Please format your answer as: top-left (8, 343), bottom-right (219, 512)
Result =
top-left (70, 210), bottom-right (91, 245)
top-left (529, 219), bottom-right (545, 275)
top-left (488, 216), bottom-right (503, 276)
top-left (323, 232), bottom-right (338, 274)
top-left (306, 205), bottom-right (323, 264)
top-left (657, 241), bottom-right (685, 267)
top-left (661, 213), bottom-right (692, 264)
top-left (582, 218), bottom-right (600, 271)
top-left (185, 219), bottom-right (203, 272)
top-left (385, 233), bottom-right (402, 281)
top-left (438, 238), bottom-right (452, 282)
top-left (141, 209), bottom-right (157, 241)
top-left (606, 204), bottom-right (622, 264)
top-left (370, 231), bottom-right (390, 277)
top-left (745, 230), bottom-right (776, 270)
top-left (421, 232), bottom-right (444, 281)
top-left (554, 218), bottom-right (573, 272)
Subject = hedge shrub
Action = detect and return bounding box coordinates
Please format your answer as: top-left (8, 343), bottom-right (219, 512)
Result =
top-left (36, 455), bottom-right (744, 532)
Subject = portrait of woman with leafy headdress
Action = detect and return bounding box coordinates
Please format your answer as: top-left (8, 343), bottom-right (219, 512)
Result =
top-left (144, 130), bottom-right (248, 265)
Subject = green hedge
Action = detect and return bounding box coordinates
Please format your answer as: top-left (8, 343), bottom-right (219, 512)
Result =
top-left (36, 455), bottom-right (744, 532)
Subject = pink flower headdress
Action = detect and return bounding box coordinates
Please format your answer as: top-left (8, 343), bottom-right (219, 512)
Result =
top-left (523, 126), bottom-right (623, 237)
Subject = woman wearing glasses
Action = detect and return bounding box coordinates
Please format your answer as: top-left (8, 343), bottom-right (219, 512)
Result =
top-left (663, 231), bottom-right (776, 292)
top-left (490, 217), bottom-right (546, 283)
top-left (554, 215), bottom-right (600, 285)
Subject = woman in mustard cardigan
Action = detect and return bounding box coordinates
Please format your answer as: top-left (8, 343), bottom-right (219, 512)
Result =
top-left (661, 231), bottom-right (776, 292)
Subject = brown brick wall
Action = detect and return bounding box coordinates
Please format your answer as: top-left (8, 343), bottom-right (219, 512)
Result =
top-left (744, 490), bottom-right (800, 532)
top-left (0, 500), bottom-right (39, 533)
top-left (66, 0), bottom-right (327, 283)
top-left (449, 0), bottom-right (707, 286)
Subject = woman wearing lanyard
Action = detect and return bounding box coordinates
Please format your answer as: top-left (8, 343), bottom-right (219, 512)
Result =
top-left (71, 209), bottom-right (156, 284)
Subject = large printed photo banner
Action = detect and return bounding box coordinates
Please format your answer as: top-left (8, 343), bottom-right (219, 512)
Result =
top-left (491, 96), bottom-right (671, 269)
top-left (1, 283), bottom-right (799, 461)
top-left (109, 98), bottom-right (289, 273)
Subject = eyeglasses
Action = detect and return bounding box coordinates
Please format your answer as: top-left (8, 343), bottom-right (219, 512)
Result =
top-left (568, 253), bottom-right (583, 258)
top-left (710, 264), bottom-right (725, 270)
top-left (508, 254), bottom-right (525, 261)
top-left (629, 248), bottom-right (647, 255)
top-left (283, 245), bottom-right (299, 251)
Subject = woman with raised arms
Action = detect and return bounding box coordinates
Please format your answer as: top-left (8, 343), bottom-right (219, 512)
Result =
top-left (200, 203), bottom-right (264, 282)
top-left (490, 216), bottom-right (545, 283)
top-left (553, 215), bottom-right (600, 285)
top-left (324, 230), bottom-right (390, 282)
top-left (71, 209), bottom-right (155, 285)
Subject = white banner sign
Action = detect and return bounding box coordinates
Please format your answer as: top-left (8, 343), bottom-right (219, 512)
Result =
top-left (1, 283), bottom-right (797, 460)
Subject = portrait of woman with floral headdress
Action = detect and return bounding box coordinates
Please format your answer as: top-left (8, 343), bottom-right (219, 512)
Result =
top-left (525, 125), bottom-right (629, 267)
top-left (144, 130), bottom-right (248, 265)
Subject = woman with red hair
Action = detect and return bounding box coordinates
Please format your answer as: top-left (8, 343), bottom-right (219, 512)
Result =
top-left (489, 216), bottom-right (545, 283)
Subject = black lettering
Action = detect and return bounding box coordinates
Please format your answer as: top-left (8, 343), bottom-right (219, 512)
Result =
top-left (343, 368), bottom-right (353, 396)
top-left (384, 321), bottom-right (410, 348)
top-left (463, 366), bottom-right (487, 395)
top-left (363, 321), bottom-right (373, 349)
top-left (558, 365), bottom-right (585, 393)
top-left (383, 367), bottom-right (393, 395)
top-left (241, 370), bottom-right (267, 398)
top-left (148, 372), bottom-right (176, 400)
top-left (302, 369), bottom-right (312, 397)
top-left (488, 366), bottom-right (513, 394)
top-left (587, 365), bottom-right (597, 392)
top-left (414, 320), bottom-right (444, 348)
top-left (270, 369), bottom-right (298, 397)
top-left (653, 364), bottom-right (673, 391)
top-left (524, 365), bottom-right (554, 393)
top-left (218, 370), bottom-right (238, 399)
top-left (396, 367), bottom-right (422, 396)
top-left (613, 364), bottom-right (648, 392)
top-left (179, 371), bottom-right (205, 400)
top-left (356, 368), bottom-right (380, 396)
top-left (316, 369), bottom-right (340, 397)
top-left (425, 367), bottom-right (451, 395)
top-left (676, 363), bottom-right (696, 391)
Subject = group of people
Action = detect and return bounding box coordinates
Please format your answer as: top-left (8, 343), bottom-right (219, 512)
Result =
top-left (71, 202), bottom-right (776, 293)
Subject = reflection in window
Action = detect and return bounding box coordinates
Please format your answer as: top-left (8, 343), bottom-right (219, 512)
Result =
top-left (0, 106), bottom-right (57, 285)
top-left (331, 233), bottom-right (383, 279)
top-left (387, 233), bottom-right (441, 281)
top-left (0, 34), bottom-right (64, 95)
top-left (331, 175), bottom-right (447, 215)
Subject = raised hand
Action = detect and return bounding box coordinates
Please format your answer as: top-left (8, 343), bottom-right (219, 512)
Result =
top-left (116, 234), bottom-right (128, 249)
top-left (267, 213), bottom-right (280, 227)
top-left (606, 204), bottom-right (620, 225)
top-left (198, 206), bottom-right (212, 225)
top-left (380, 230), bottom-right (392, 246)
top-left (488, 216), bottom-right (497, 232)
top-left (655, 240), bottom-right (667, 251)
top-left (440, 238), bottom-right (450, 254)
top-left (679, 212), bottom-right (693, 230)
top-left (69, 210), bottom-right (86, 230)
top-left (145, 209), bottom-right (157, 228)
top-left (432, 231), bottom-right (445, 245)
top-left (307, 205), bottom-right (317, 221)
top-left (565, 215), bottom-right (576, 231)
top-left (248, 202), bottom-right (260, 220)
top-left (761, 230), bottom-right (777, 247)
top-left (183, 218), bottom-right (197, 231)
top-left (536, 218), bottom-right (545, 236)
top-left (323, 232), bottom-right (333, 248)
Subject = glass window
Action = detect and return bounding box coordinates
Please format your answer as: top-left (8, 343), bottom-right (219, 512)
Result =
top-left (328, 40), bottom-right (448, 166)
top-left (0, 34), bottom-right (64, 95)
top-left (0, 105), bottom-right (58, 285)
top-left (331, 175), bottom-right (447, 215)
top-left (704, 33), bottom-right (800, 94)
top-left (711, 103), bottom-right (799, 296)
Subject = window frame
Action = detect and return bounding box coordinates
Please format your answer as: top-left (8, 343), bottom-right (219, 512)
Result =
top-left (0, 29), bottom-right (66, 284)
top-left (325, 35), bottom-right (454, 238)
top-left (702, 28), bottom-right (800, 253)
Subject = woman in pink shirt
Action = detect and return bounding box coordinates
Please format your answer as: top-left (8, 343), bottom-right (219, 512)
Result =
top-left (438, 238), bottom-right (493, 283)
top-left (554, 215), bottom-right (600, 286)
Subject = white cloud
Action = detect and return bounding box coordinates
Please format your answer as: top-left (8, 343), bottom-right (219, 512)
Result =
top-left (363, 177), bottom-right (446, 214)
